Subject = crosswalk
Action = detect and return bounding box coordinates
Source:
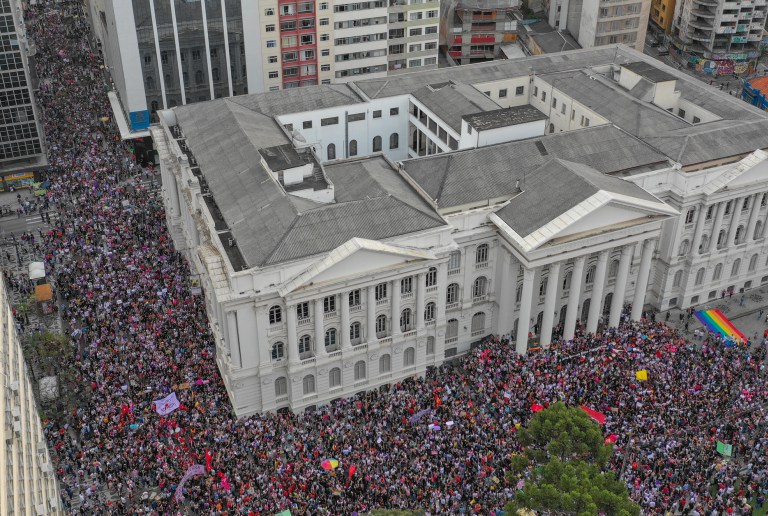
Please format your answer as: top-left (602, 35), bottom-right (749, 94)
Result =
top-left (25, 212), bottom-right (60, 226)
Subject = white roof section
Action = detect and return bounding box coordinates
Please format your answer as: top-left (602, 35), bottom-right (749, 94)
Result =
top-left (701, 149), bottom-right (768, 196)
top-left (28, 262), bottom-right (45, 280)
top-left (108, 91), bottom-right (150, 140)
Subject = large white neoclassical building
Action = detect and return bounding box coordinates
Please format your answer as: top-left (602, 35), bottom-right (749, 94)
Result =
top-left (152, 44), bottom-right (768, 416)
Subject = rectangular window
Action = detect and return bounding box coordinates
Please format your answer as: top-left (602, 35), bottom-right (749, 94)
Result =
top-left (283, 51), bottom-right (298, 62)
top-left (303, 121), bottom-right (312, 129)
top-left (266, 24), bottom-right (275, 32)
top-left (349, 289), bottom-right (361, 307)
top-left (409, 27), bottom-right (423, 36)
top-left (401, 277), bottom-right (413, 294)
top-left (297, 302), bottom-right (309, 319)
top-left (320, 34), bottom-right (330, 41)
top-left (323, 296), bottom-right (336, 313)
top-left (552, 98), bottom-right (557, 109)
top-left (283, 67), bottom-right (299, 77)
top-left (301, 34), bottom-right (315, 45)
top-left (373, 110), bottom-right (382, 118)
top-left (499, 88), bottom-right (508, 98)
top-left (321, 116), bottom-right (339, 126)
top-left (320, 18), bottom-right (329, 25)
top-left (348, 112), bottom-right (366, 122)
top-left (161, 51), bottom-right (168, 64)
top-left (267, 40), bottom-right (277, 48)
top-left (268, 71), bottom-right (279, 79)
top-left (678, 108), bottom-right (686, 118)
top-left (584, 118), bottom-right (590, 127)
top-left (320, 2), bottom-right (329, 9)
top-left (541, 91), bottom-right (546, 102)
top-left (268, 56), bottom-right (278, 63)
top-left (424, 57), bottom-right (436, 66)
top-left (425, 25), bottom-right (437, 34)
top-left (561, 104), bottom-right (566, 115)
top-left (282, 35), bottom-right (298, 47)
top-left (192, 49), bottom-right (201, 61)
top-left (265, 7), bottom-right (275, 15)
top-left (321, 64), bottom-right (330, 72)
top-left (515, 86), bottom-right (524, 96)
top-left (375, 283), bottom-right (387, 300)
top-left (571, 109), bottom-right (576, 120)
top-left (390, 107), bottom-right (399, 116)
top-left (321, 49), bottom-right (330, 56)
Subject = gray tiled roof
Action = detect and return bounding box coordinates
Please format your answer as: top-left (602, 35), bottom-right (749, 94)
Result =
top-left (227, 84), bottom-right (363, 116)
top-left (622, 61), bottom-right (677, 83)
top-left (463, 105), bottom-right (548, 131)
top-left (401, 124), bottom-right (669, 209)
top-left (495, 158), bottom-right (661, 237)
top-left (412, 83), bottom-right (500, 132)
top-left (264, 196), bottom-right (445, 266)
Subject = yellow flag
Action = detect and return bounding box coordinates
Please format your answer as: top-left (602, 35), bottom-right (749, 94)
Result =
top-left (636, 370), bottom-right (648, 381)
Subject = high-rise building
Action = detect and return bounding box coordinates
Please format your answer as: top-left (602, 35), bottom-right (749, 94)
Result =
top-left (86, 0), bottom-right (440, 135)
top-left (650, 0), bottom-right (676, 33)
top-left (670, 0), bottom-right (766, 65)
top-left (0, 276), bottom-right (61, 515)
top-left (442, 0), bottom-right (520, 65)
top-left (0, 0), bottom-right (46, 180)
top-left (546, 0), bottom-right (650, 51)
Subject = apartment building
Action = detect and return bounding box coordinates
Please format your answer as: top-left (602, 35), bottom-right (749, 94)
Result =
top-left (0, 0), bottom-right (46, 177)
top-left (671, 0), bottom-right (767, 63)
top-left (443, 1), bottom-right (519, 65)
top-left (650, 0), bottom-right (676, 32)
top-left (547, 0), bottom-right (650, 50)
top-left (86, 0), bottom-right (439, 135)
top-left (153, 45), bottom-right (768, 415)
top-left (0, 277), bottom-right (61, 515)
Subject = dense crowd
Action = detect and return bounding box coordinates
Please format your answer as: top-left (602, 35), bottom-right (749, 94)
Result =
top-left (20, 2), bottom-right (768, 514)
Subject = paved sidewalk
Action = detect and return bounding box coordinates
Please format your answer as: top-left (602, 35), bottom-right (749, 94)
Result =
top-left (657, 284), bottom-right (768, 343)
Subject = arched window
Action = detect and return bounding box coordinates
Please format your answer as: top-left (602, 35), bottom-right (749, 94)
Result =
top-left (375, 314), bottom-right (387, 337)
top-left (539, 277), bottom-right (548, 296)
top-left (549, 123), bottom-right (555, 133)
top-left (403, 347), bottom-right (415, 366)
top-left (349, 139), bottom-right (358, 157)
top-left (695, 268), bottom-right (705, 286)
top-left (349, 322), bottom-right (361, 344)
top-left (389, 132), bottom-right (399, 149)
top-left (400, 308), bottom-right (412, 332)
top-left (372, 135), bottom-right (382, 152)
top-left (354, 360), bottom-right (366, 380)
top-left (448, 251), bottom-right (461, 271)
top-left (195, 70), bottom-right (204, 84)
top-left (713, 263), bottom-right (723, 281)
top-left (717, 230), bottom-right (726, 248)
top-left (562, 270), bottom-right (572, 291)
top-left (327, 143), bottom-right (336, 160)
top-left (146, 76), bottom-right (155, 90)
top-left (586, 266), bottom-right (596, 285)
top-left (379, 354), bottom-right (391, 373)
top-left (212, 67), bottom-right (220, 81)
top-left (473, 277), bottom-right (487, 298)
top-left (735, 225), bottom-right (745, 244)
top-left (446, 283), bottom-right (459, 304)
top-left (672, 270), bottom-right (683, 288)
top-left (302, 374), bottom-right (315, 394)
top-left (699, 234), bottom-right (709, 252)
top-left (150, 100), bottom-right (159, 111)
top-left (324, 328), bottom-right (337, 350)
top-left (275, 377), bottom-right (287, 397)
top-left (754, 221), bottom-right (763, 240)
top-left (515, 283), bottom-right (523, 303)
top-left (471, 312), bottom-right (485, 332)
top-left (475, 244), bottom-right (489, 264)
top-left (427, 336), bottom-right (435, 355)
top-left (425, 267), bottom-right (437, 287)
top-left (271, 341), bottom-right (285, 361)
top-left (749, 253), bottom-right (759, 272)
top-left (678, 240), bottom-right (690, 256)
top-left (269, 305), bottom-right (282, 324)
top-left (608, 259), bottom-right (620, 278)
top-left (424, 302), bottom-right (436, 322)
top-left (446, 319), bottom-right (458, 339)
top-left (731, 258), bottom-right (741, 277)
top-left (329, 367), bottom-right (341, 388)
top-left (298, 334), bottom-right (312, 357)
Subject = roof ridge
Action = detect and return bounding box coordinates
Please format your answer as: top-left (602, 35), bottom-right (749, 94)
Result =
top-left (388, 195), bottom-right (446, 226)
top-left (434, 154), bottom-right (454, 204)
top-left (261, 212), bottom-right (302, 266)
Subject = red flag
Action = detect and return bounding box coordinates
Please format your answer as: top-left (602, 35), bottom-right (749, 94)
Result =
top-left (579, 406), bottom-right (607, 425)
top-left (205, 449), bottom-right (213, 472)
top-left (348, 465), bottom-right (357, 479)
top-left (531, 403), bottom-right (544, 413)
top-left (434, 395), bottom-right (442, 408)
top-left (604, 434), bottom-right (618, 444)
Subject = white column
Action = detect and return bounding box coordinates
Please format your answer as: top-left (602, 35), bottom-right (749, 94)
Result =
top-left (287, 303), bottom-right (298, 365)
top-left (609, 245), bottom-right (634, 328)
top-left (726, 197), bottom-right (744, 246)
top-left (516, 267), bottom-right (536, 354)
top-left (391, 279), bottom-right (401, 335)
top-left (367, 286), bottom-right (377, 343)
top-left (563, 255), bottom-right (586, 342)
top-left (220, 0), bottom-right (233, 97)
top-left (225, 311), bottom-right (242, 368)
top-left (341, 291), bottom-right (351, 349)
top-left (415, 273), bottom-right (426, 330)
top-left (539, 262), bottom-right (561, 348)
top-left (631, 239), bottom-right (655, 321)
top-left (586, 249), bottom-right (610, 334)
top-left (762, 209), bottom-right (768, 239)
top-left (746, 193), bottom-right (761, 242)
top-left (314, 299), bottom-right (326, 356)
top-left (691, 204), bottom-right (708, 255)
top-left (496, 252), bottom-right (515, 336)
top-left (434, 263), bottom-right (448, 362)
top-left (200, 0), bottom-right (215, 99)
top-left (148, 0), bottom-right (167, 109)
top-left (168, 0), bottom-right (186, 105)
top-left (708, 201), bottom-right (725, 253)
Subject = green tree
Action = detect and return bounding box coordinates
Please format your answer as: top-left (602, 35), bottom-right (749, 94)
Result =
top-left (505, 403), bottom-right (640, 516)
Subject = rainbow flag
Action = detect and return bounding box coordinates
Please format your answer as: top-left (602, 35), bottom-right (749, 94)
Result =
top-left (694, 309), bottom-right (746, 343)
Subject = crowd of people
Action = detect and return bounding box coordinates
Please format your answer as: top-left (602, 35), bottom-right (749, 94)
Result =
top-left (19, 1), bottom-right (768, 514)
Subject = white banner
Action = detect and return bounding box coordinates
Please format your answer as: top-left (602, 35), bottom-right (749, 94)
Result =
top-left (154, 392), bottom-right (180, 416)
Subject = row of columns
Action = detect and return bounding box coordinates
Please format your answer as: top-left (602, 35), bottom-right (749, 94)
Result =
top-left (514, 238), bottom-right (656, 354)
top-left (690, 193), bottom-right (768, 255)
top-left (285, 272), bottom-right (431, 365)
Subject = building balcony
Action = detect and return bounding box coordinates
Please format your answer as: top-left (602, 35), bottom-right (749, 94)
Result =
top-left (297, 316), bottom-right (312, 326)
top-left (350, 304), bottom-right (362, 313)
top-left (323, 310), bottom-right (337, 319)
top-left (376, 298), bottom-right (389, 306)
top-left (448, 268), bottom-right (461, 276)
top-left (688, 18), bottom-right (713, 29)
top-left (690, 30), bottom-right (713, 41)
top-left (446, 301), bottom-right (460, 311)
top-left (693, 0), bottom-right (719, 7)
top-left (691, 8), bottom-right (716, 17)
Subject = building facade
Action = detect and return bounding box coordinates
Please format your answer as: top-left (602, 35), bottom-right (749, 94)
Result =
top-left (650, 0), bottom-right (676, 33)
top-left (442, 1), bottom-right (519, 65)
top-left (0, 0), bottom-right (46, 177)
top-left (547, 0), bottom-right (651, 50)
top-left (0, 277), bottom-right (61, 515)
top-left (86, 0), bottom-right (439, 133)
top-left (153, 45), bottom-right (768, 416)
top-left (670, 0), bottom-right (766, 63)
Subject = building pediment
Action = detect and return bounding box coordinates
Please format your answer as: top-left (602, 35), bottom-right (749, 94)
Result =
top-left (278, 238), bottom-right (435, 296)
top-left (702, 149), bottom-right (768, 195)
top-left (491, 193), bottom-right (677, 254)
